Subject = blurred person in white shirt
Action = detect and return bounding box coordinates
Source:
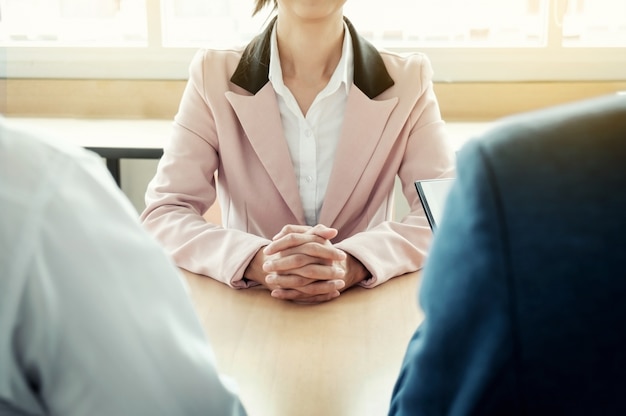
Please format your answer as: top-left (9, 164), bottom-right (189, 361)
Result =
top-left (0, 120), bottom-right (246, 416)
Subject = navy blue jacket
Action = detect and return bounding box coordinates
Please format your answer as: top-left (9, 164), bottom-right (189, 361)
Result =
top-left (390, 95), bottom-right (626, 415)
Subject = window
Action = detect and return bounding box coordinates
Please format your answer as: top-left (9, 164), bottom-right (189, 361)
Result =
top-left (0, 0), bottom-right (147, 45)
top-left (347, 0), bottom-right (546, 47)
top-left (1, 0), bottom-right (624, 81)
top-left (562, 0), bottom-right (626, 46)
top-left (160, 0), bottom-right (267, 47)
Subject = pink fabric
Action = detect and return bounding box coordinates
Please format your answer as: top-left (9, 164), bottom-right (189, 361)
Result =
top-left (141, 47), bottom-right (455, 289)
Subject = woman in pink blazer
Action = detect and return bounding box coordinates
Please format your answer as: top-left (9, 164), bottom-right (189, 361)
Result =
top-left (141, 0), bottom-right (455, 303)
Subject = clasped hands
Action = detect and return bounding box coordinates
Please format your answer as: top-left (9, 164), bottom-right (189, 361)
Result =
top-left (244, 224), bottom-right (368, 303)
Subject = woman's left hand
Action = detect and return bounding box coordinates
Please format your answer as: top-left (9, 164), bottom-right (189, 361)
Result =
top-left (263, 224), bottom-right (368, 302)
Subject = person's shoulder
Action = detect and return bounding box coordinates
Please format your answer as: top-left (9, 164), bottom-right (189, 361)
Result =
top-left (377, 50), bottom-right (434, 92)
top-left (189, 45), bottom-right (246, 71)
top-left (379, 49), bottom-right (432, 72)
top-left (379, 49), bottom-right (430, 65)
top-left (185, 45), bottom-right (247, 89)
top-left (0, 120), bottom-right (121, 244)
top-left (194, 45), bottom-right (246, 62)
top-left (458, 94), bottom-right (626, 188)
top-left (474, 94), bottom-right (626, 155)
top-left (0, 120), bottom-right (100, 179)
top-left (0, 120), bottom-right (123, 207)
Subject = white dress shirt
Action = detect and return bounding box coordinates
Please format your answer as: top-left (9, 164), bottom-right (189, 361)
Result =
top-left (0, 120), bottom-right (245, 415)
top-left (268, 23), bottom-right (354, 226)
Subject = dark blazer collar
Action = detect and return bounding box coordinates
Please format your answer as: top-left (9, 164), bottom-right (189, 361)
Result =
top-left (230, 16), bottom-right (394, 99)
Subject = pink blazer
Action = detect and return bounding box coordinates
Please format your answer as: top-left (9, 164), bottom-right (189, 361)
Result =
top-left (141, 18), bottom-right (455, 289)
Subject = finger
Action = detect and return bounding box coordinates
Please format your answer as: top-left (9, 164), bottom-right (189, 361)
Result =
top-left (272, 224), bottom-right (313, 240)
top-left (270, 279), bottom-right (344, 297)
top-left (272, 290), bottom-right (341, 304)
top-left (306, 224), bottom-right (338, 240)
top-left (263, 246), bottom-right (345, 271)
top-left (264, 232), bottom-right (330, 255)
top-left (267, 272), bottom-right (345, 289)
top-left (263, 234), bottom-right (346, 261)
top-left (265, 273), bottom-right (317, 289)
top-left (266, 260), bottom-right (346, 281)
top-left (272, 224), bottom-right (338, 241)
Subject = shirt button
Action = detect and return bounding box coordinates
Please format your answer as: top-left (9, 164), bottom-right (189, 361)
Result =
top-left (305, 129), bottom-right (312, 137)
top-left (306, 175), bottom-right (313, 183)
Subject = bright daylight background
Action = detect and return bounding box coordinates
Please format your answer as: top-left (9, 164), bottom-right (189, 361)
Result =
top-left (1, 0), bottom-right (625, 81)
top-left (1, 0), bottom-right (624, 213)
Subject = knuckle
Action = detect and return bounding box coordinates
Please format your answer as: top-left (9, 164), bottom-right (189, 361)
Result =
top-left (281, 224), bottom-right (294, 234)
top-left (285, 233), bottom-right (299, 244)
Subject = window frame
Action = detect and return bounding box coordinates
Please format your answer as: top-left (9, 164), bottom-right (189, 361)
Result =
top-left (1, 0), bottom-right (625, 82)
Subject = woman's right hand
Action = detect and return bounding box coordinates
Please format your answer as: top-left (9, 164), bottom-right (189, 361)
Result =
top-left (243, 225), bottom-right (347, 303)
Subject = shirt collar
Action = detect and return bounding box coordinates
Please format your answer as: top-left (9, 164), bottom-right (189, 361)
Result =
top-left (269, 22), bottom-right (353, 96)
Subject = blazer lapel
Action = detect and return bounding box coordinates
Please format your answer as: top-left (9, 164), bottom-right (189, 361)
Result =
top-left (227, 15), bottom-right (398, 227)
top-left (320, 18), bottom-right (397, 226)
top-left (319, 87), bottom-right (398, 226)
top-left (225, 85), bottom-right (306, 224)
top-left (230, 16), bottom-right (394, 98)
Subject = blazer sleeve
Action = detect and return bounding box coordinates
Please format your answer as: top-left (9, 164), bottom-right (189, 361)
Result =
top-left (336, 54), bottom-right (456, 287)
top-left (389, 139), bottom-right (520, 415)
top-left (141, 50), bottom-right (269, 288)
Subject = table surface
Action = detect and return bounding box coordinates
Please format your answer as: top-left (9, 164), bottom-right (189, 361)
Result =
top-left (181, 269), bottom-right (424, 416)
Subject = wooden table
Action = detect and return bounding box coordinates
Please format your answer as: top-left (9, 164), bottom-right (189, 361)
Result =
top-left (181, 269), bottom-right (424, 416)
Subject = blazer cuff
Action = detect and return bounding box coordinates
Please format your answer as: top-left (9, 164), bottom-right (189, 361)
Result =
top-left (229, 236), bottom-right (272, 289)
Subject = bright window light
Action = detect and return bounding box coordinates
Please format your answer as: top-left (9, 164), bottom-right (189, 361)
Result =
top-left (562, 0), bottom-right (626, 46)
top-left (0, 0), bottom-right (147, 46)
top-left (0, 0), bottom-right (624, 81)
top-left (345, 0), bottom-right (547, 47)
top-left (160, 0), bottom-right (268, 47)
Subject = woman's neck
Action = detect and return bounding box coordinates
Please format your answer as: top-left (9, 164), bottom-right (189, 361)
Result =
top-left (275, 15), bottom-right (345, 84)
